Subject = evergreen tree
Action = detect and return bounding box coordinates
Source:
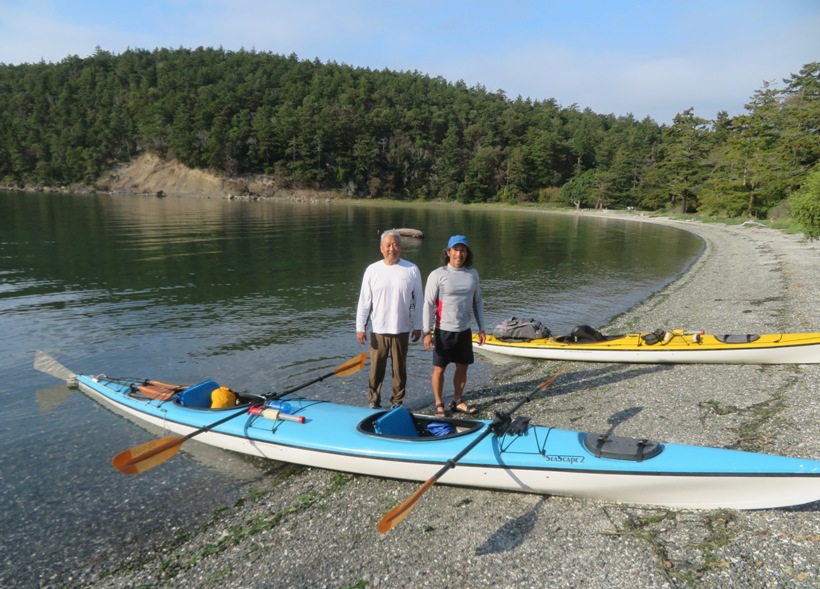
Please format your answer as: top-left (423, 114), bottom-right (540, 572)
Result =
top-left (0, 48), bottom-right (816, 219)
top-left (789, 164), bottom-right (820, 240)
top-left (641, 109), bottom-right (710, 213)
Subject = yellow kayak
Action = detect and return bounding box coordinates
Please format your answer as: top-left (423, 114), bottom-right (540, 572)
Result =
top-left (473, 329), bottom-right (820, 364)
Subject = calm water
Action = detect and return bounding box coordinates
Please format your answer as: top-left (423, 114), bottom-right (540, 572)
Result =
top-left (0, 192), bottom-right (701, 587)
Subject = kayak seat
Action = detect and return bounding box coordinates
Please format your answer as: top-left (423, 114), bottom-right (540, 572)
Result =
top-left (374, 406), bottom-right (419, 438)
top-left (178, 379), bottom-right (220, 408)
top-left (555, 334), bottom-right (624, 344)
top-left (357, 412), bottom-right (482, 439)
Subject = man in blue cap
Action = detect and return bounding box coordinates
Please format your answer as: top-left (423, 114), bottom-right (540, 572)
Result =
top-left (422, 235), bottom-right (486, 417)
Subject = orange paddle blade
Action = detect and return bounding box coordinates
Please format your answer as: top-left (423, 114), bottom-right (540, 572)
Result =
top-left (377, 477), bottom-right (438, 533)
top-left (112, 436), bottom-right (186, 474)
top-left (336, 353), bottom-right (366, 377)
top-left (538, 365), bottom-right (564, 390)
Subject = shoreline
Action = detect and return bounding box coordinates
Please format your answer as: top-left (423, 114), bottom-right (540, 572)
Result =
top-left (75, 213), bottom-right (820, 589)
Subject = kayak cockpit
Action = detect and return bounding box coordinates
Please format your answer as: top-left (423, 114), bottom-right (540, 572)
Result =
top-left (552, 325), bottom-right (626, 344)
top-left (714, 334), bottom-right (761, 344)
top-left (123, 378), bottom-right (255, 411)
top-left (358, 405), bottom-right (482, 440)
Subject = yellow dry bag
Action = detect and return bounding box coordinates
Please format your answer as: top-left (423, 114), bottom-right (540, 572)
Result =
top-left (211, 386), bottom-right (237, 408)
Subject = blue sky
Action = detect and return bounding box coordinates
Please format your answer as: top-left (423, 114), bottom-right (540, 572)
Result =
top-left (1, 0), bottom-right (818, 124)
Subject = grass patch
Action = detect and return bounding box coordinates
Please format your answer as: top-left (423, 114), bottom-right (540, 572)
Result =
top-left (159, 472), bottom-right (355, 576)
top-left (100, 469), bottom-right (354, 586)
top-left (699, 392), bottom-right (790, 452)
top-left (615, 509), bottom-right (738, 587)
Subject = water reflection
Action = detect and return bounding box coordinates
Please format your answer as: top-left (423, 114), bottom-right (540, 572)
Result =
top-left (0, 192), bottom-right (701, 587)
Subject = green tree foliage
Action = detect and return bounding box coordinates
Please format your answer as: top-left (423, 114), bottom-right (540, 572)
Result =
top-left (640, 109), bottom-right (712, 213)
top-left (789, 164), bottom-right (820, 240)
top-left (0, 49), bottom-right (817, 219)
top-left (706, 84), bottom-right (790, 217)
top-left (779, 62), bottom-right (820, 170)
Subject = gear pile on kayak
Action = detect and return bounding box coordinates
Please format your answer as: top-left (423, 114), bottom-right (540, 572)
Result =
top-left (35, 351), bottom-right (820, 525)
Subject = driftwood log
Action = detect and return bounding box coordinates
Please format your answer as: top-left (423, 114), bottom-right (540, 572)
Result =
top-left (388, 228), bottom-right (423, 239)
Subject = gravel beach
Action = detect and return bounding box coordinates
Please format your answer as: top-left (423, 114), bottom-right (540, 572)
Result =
top-left (79, 212), bottom-right (820, 589)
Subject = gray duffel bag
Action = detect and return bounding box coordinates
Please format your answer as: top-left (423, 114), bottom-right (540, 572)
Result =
top-left (492, 317), bottom-right (551, 342)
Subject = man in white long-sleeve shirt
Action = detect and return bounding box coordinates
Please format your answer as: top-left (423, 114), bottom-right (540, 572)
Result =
top-left (356, 230), bottom-right (423, 408)
top-left (422, 235), bottom-right (486, 417)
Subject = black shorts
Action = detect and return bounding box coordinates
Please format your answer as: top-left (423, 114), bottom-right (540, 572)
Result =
top-left (432, 329), bottom-right (474, 367)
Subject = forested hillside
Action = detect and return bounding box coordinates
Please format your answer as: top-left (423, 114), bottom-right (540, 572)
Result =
top-left (1, 48), bottom-right (818, 222)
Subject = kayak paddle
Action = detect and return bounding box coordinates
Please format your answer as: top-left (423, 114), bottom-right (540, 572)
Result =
top-left (34, 350), bottom-right (179, 393)
top-left (112, 352), bottom-right (366, 474)
top-left (377, 365), bottom-right (564, 533)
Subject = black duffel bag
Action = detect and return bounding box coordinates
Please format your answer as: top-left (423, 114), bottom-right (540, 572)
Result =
top-left (568, 324), bottom-right (606, 343)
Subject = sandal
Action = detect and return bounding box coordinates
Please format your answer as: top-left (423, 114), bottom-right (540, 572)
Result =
top-left (450, 400), bottom-right (477, 415)
top-left (434, 403), bottom-right (448, 418)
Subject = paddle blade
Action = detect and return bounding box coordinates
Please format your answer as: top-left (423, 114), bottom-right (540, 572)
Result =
top-left (537, 365), bottom-right (564, 391)
top-left (113, 436), bottom-right (185, 474)
top-left (33, 350), bottom-right (78, 386)
top-left (377, 477), bottom-right (438, 533)
top-left (335, 352), bottom-right (367, 377)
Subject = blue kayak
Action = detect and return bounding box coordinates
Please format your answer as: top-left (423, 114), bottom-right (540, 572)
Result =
top-left (76, 374), bottom-right (820, 510)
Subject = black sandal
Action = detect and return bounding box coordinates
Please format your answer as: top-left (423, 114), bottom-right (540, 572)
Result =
top-left (450, 400), bottom-right (477, 414)
top-left (435, 403), bottom-right (448, 417)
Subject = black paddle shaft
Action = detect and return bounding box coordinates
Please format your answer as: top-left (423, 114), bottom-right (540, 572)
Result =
top-left (181, 368), bottom-right (341, 442)
top-left (430, 375), bottom-right (559, 481)
top-left (276, 372), bottom-right (334, 396)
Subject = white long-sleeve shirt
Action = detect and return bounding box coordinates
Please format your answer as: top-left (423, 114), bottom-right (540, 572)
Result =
top-left (423, 264), bottom-right (485, 333)
top-left (356, 258), bottom-right (423, 334)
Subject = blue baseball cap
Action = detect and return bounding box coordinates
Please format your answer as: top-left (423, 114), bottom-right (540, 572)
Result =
top-left (447, 235), bottom-right (469, 248)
